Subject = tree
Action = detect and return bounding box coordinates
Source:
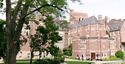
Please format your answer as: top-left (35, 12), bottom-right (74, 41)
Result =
top-left (0, 0), bottom-right (81, 64)
top-left (115, 50), bottom-right (124, 60)
top-left (29, 16), bottom-right (62, 64)
top-left (5, 0), bottom-right (67, 64)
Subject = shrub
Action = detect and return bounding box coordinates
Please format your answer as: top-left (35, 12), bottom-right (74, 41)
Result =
top-left (63, 44), bottom-right (72, 56)
top-left (115, 50), bottom-right (124, 60)
top-left (63, 48), bottom-right (72, 56)
top-left (34, 57), bottom-right (64, 64)
top-left (54, 56), bottom-right (65, 63)
top-left (34, 59), bottom-right (50, 64)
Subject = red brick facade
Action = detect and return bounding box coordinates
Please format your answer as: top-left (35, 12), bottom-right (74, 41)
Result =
top-left (69, 11), bottom-right (125, 60)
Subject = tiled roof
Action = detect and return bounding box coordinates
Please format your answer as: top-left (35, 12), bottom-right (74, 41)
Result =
top-left (69, 16), bottom-right (98, 29)
top-left (79, 16), bottom-right (98, 26)
top-left (108, 20), bottom-right (124, 31)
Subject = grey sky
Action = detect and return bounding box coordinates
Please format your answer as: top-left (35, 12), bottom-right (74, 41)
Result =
top-left (1, 0), bottom-right (125, 19)
top-left (68, 0), bottom-right (125, 19)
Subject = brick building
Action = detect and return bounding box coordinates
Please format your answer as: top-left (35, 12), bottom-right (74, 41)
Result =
top-left (69, 10), bottom-right (125, 60)
top-left (16, 10), bottom-right (125, 60)
top-left (17, 13), bottom-right (68, 59)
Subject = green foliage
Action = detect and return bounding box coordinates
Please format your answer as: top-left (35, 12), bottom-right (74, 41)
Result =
top-left (37, 16), bottom-right (62, 45)
top-left (60, 20), bottom-right (69, 29)
top-left (63, 44), bottom-right (72, 56)
top-left (2, 0), bottom-right (75, 63)
top-left (48, 45), bottom-right (59, 56)
top-left (30, 15), bottom-right (63, 64)
top-left (0, 0), bottom-right (3, 8)
top-left (63, 48), bottom-right (72, 56)
top-left (56, 20), bottom-right (69, 29)
top-left (54, 56), bottom-right (65, 63)
top-left (115, 50), bottom-right (124, 59)
top-left (0, 19), bottom-right (5, 59)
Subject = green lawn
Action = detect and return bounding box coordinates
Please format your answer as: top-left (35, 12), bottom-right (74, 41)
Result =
top-left (16, 61), bottom-right (91, 64)
top-left (66, 61), bottom-right (91, 64)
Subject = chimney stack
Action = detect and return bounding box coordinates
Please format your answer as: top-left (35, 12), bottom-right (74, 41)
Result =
top-left (123, 19), bottom-right (125, 22)
top-left (98, 15), bottom-right (103, 20)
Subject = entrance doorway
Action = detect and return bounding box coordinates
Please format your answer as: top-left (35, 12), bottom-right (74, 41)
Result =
top-left (91, 53), bottom-right (96, 60)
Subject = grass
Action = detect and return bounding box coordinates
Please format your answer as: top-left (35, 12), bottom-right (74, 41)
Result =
top-left (16, 61), bottom-right (92, 64)
top-left (103, 56), bottom-right (121, 61)
top-left (0, 59), bottom-right (92, 64)
top-left (65, 61), bottom-right (91, 64)
top-left (16, 60), bottom-right (29, 64)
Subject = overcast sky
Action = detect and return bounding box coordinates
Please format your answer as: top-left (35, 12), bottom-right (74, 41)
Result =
top-left (1, 0), bottom-right (125, 20)
top-left (68, 0), bottom-right (125, 19)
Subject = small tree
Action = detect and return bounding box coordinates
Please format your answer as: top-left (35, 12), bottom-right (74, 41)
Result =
top-left (115, 50), bottom-right (124, 60)
top-left (29, 16), bottom-right (62, 64)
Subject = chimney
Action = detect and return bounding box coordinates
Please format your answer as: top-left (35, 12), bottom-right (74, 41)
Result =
top-left (98, 15), bottom-right (103, 20)
top-left (123, 19), bottom-right (125, 22)
top-left (118, 19), bottom-right (122, 21)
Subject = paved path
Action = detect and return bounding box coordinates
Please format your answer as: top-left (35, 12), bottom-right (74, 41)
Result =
top-left (91, 61), bottom-right (125, 64)
top-left (65, 58), bottom-right (125, 64)
top-left (0, 59), bottom-right (3, 64)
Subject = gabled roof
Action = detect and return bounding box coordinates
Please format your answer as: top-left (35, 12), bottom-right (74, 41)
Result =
top-left (79, 16), bottom-right (98, 26)
top-left (108, 19), bottom-right (124, 31)
top-left (69, 16), bottom-right (98, 29)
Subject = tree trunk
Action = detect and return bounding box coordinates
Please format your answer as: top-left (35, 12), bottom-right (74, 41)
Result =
top-left (5, 51), bottom-right (16, 64)
top-left (39, 51), bottom-right (42, 64)
top-left (30, 50), bottom-right (34, 64)
top-left (5, 0), bottom-right (29, 64)
top-left (6, 0), bottom-right (17, 63)
top-left (6, 41), bottom-right (17, 64)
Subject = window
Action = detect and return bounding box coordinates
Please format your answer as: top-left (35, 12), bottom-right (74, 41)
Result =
top-left (27, 53), bottom-right (30, 58)
top-left (20, 51), bottom-right (22, 54)
top-left (19, 56), bottom-right (22, 58)
top-left (80, 40), bottom-right (86, 43)
top-left (80, 40), bottom-right (86, 49)
top-left (91, 27), bottom-right (95, 31)
top-left (80, 45), bottom-right (86, 49)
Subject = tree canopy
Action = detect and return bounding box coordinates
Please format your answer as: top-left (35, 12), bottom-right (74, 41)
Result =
top-left (0, 0), bottom-right (81, 64)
